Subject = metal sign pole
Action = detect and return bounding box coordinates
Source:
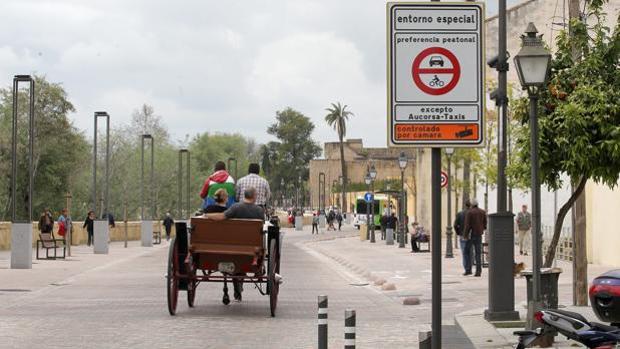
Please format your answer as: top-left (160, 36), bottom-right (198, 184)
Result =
top-left (431, 148), bottom-right (442, 349)
top-left (93, 112), bottom-right (110, 254)
top-left (10, 75), bottom-right (35, 269)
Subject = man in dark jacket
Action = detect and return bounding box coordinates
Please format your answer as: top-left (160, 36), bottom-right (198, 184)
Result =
top-left (38, 208), bottom-right (54, 235)
top-left (462, 199), bottom-right (487, 277)
top-left (453, 200), bottom-right (472, 275)
top-left (163, 212), bottom-right (174, 241)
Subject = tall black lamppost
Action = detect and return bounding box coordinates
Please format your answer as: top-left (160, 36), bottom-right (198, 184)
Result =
top-left (514, 22), bottom-right (552, 326)
top-left (364, 172), bottom-right (372, 241)
top-left (398, 152), bottom-right (408, 248)
top-left (280, 178), bottom-right (285, 208)
top-left (445, 148), bottom-right (455, 258)
top-left (369, 164), bottom-right (377, 243)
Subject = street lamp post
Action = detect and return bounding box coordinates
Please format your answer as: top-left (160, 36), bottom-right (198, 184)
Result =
top-left (141, 134), bottom-right (155, 247)
top-left (227, 157), bottom-right (237, 180)
top-left (178, 149), bottom-right (190, 219)
top-left (445, 148), bottom-right (454, 258)
top-left (365, 173), bottom-right (372, 241)
top-left (514, 22), bottom-right (552, 327)
top-left (398, 152), bottom-right (408, 248)
top-left (369, 164), bottom-right (377, 243)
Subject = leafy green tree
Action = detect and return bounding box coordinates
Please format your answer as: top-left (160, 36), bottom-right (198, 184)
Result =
top-left (265, 107), bottom-right (322, 204)
top-left (510, 2), bottom-right (620, 267)
top-left (325, 102), bottom-right (353, 212)
top-left (0, 75), bottom-right (89, 220)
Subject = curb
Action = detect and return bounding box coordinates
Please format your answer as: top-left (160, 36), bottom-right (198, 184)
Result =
top-left (454, 309), bottom-right (513, 349)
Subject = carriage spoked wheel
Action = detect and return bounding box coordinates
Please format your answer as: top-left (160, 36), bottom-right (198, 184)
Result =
top-left (268, 239), bottom-right (280, 317)
top-left (167, 237), bottom-right (179, 316)
top-left (186, 258), bottom-right (197, 308)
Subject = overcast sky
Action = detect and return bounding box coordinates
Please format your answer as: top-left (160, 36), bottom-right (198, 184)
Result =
top-left (0, 0), bottom-right (519, 147)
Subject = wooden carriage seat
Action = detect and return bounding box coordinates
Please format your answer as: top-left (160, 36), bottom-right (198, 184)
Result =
top-left (189, 217), bottom-right (265, 272)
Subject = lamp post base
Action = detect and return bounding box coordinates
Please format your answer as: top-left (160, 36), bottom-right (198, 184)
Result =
top-left (445, 228), bottom-right (454, 258)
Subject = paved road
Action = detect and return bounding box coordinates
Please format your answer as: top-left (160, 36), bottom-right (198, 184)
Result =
top-left (0, 227), bottom-right (451, 349)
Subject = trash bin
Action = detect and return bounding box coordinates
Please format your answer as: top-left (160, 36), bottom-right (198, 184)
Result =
top-left (359, 224), bottom-right (368, 241)
top-left (590, 269), bottom-right (620, 324)
top-left (522, 268), bottom-right (562, 309)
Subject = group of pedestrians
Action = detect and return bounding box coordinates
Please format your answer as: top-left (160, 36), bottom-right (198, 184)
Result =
top-left (38, 208), bottom-right (71, 240)
top-left (379, 209), bottom-right (398, 240)
top-left (453, 199), bottom-right (487, 277)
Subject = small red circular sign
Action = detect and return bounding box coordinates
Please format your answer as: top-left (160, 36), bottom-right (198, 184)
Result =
top-left (441, 171), bottom-right (449, 188)
top-left (411, 47), bottom-right (461, 96)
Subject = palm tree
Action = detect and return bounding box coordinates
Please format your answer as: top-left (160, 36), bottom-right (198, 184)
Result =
top-left (325, 102), bottom-right (353, 213)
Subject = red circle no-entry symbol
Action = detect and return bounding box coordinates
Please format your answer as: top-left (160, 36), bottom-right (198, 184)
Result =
top-left (411, 47), bottom-right (461, 96)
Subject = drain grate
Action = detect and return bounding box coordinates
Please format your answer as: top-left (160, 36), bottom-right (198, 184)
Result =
top-left (442, 281), bottom-right (462, 284)
top-left (0, 289), bottom-right (31, 292)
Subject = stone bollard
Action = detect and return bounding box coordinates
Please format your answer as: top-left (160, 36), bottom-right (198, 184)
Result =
top-left (10, 223), bottom-right (32, 269)
top-left (141, 220), bottom-right (153, 247)
top-left (386, 228), bottom-right (394, 245)
top-left (93, 220), bottom-right (109, 254)
top-left (344, 309), bottom-right (356, 349)
top-left (318, 295), bottom-right (328, 349)
top-left (419, 330), bottom-right (432, 349)
top-left (295, 216), bottom-right (303, 231)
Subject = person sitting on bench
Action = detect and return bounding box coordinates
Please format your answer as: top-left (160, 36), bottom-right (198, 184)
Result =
top-left (205, 187), bottom-right (264, 301)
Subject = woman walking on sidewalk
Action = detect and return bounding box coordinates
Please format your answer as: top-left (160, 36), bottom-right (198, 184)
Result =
top-left (83, 210), bottom-right (95, 246)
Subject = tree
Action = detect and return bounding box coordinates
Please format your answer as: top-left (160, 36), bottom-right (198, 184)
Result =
top-left (265, 107), bottom-right (322, 205)
top-left (324, 102), bottom-right (353, 212)
top-left (0, 75), bottom-right (89, 220)
top-left (510, 1), bottom-right (620, 268)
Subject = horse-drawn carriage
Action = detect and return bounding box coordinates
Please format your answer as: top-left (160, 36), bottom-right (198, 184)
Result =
top-left (166, 216), bottom-right (282, 317)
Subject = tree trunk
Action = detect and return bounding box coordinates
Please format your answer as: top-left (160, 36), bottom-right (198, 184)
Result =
top-left (543, 176), bottom-right (587, 268)
top-left (573, 178), bottom-right (588, 306)
top-left (338, 132), bottom-right (347, 213)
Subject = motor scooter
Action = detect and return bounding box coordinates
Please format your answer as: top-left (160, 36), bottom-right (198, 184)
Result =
top-left (514, 269), bottom-right (620, 348)
top-left (514, 309), bottom-right (620, 348)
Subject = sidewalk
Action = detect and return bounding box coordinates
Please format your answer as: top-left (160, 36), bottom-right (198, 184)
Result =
top-left (302, 229), bottom-right (616, 347)
top-left (0, 241), bottom-right (169, 309)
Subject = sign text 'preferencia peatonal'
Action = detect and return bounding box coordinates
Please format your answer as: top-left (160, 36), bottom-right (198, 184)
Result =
top-left (388, 2), bottom-right (485, 147)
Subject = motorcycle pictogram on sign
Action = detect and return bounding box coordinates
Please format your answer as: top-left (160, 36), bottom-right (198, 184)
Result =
top-left (411, 47), bottom-right (461, 96)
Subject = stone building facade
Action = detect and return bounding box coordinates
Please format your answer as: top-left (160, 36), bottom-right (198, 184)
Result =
top-left (309, 139), bottom-right (417, 218)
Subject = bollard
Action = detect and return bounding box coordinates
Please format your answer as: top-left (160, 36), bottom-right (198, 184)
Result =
top-left (419, 330), bottom-right (432, 349)
top-left (318, 295), bottom-right (328, 349)
top-left (386, 228), bottom-right (394, 245)
top-left (344, 309), bottom-right (356, 349)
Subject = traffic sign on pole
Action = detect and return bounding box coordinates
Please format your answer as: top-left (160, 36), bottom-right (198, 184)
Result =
top-left (440, 171), bottom-right (448, 188)
top-left (364, 192), bottom-right (374, 203)
top-left (387, 2), bottom-right (485, 147)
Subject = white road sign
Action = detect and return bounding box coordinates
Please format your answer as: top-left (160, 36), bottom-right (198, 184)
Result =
top-left (388, 2), bottom-right (485, 147)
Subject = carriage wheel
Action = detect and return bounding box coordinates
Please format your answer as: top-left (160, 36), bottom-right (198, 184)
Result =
top-left (167, 237), bottom-right (179, 316)
top-left (268, 239), bottom-right (279, 317)
top-left (187, 263), bottom-right (197, 308)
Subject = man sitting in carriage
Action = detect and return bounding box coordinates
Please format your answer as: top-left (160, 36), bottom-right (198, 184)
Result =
top-left (199, 161), bottom-right (236, 211)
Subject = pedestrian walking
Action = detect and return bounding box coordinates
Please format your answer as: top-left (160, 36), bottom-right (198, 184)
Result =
top-left (38, 208), bottom-right (54, 236)
top-left (83, 210), bottom-right (95, 246)
top-left (336, 210), bottom-right (343, 231)
top-left (462, 199), bottom-right (487, 277)
top-left (312, 213), bottom-right (319, 234)
top-left (454, 200), bottom-right (473, 275)
top-left (327, 209), bottom-right (336, 231)
top-left (57, 208), bottom-right (68, 239)
top-left (163, 212), bottom-right (174, 241)
top-left (380, 210), bottom-right (388, 240)
top-left (516, 204), bottom-right (532, 256)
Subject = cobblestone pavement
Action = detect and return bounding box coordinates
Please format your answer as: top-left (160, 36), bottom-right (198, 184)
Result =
top-left (0, 226), bottom-right (467, 349)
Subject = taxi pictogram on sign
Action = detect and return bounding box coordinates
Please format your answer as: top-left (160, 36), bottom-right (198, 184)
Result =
top-left (412, 47), bottom-right (460, 96)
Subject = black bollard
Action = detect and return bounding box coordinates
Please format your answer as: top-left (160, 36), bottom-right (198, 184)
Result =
top-left (344, 309), bottom-right (356, 349)
top-left (318, 295), bottom-right (328, 349)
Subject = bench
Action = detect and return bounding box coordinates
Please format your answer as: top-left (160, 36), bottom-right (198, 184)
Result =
top-left (153, 230), bottom-right (162, 245)
top-left (189, 218), bottom-right (265, 274)
top-left (36, 232), bottom-right (66, 260)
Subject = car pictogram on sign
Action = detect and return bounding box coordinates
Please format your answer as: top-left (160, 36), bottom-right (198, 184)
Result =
top-left (429, 56), bottom-right (444, 67)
